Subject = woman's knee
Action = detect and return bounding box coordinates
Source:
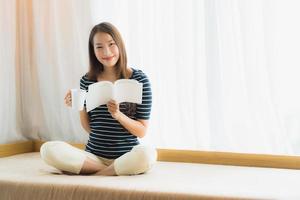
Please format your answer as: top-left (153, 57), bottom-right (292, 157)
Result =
top-left (40, 141), bottom-right (66, 162)
top-left (133, 145), bottom-right (157, 167)
top-left (40, 141), bottom-right (87, 174)
top-left (114, 145), bottom-right (157, 175)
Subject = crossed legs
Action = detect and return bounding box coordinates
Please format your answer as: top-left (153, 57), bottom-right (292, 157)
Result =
top-left (80, 157), bottom-right (116, 175)
top-left (40, 141), bottom-right (157, 176)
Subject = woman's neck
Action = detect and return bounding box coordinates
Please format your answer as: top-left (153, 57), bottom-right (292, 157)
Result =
top-left (98, 67), bottom-right (117, 82)
top-left (97, 67), bottom-right (132, 82)
top-left (103, 66), bottom-right (116, 74)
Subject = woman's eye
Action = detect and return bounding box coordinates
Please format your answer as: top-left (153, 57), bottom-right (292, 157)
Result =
top-left (109, 43), bottom-right (115, 46)
top-left (96, 46), bottom-right (102, 49)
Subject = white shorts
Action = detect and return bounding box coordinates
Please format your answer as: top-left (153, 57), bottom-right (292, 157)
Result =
top-left (40, 141), bottom-right (157, 175)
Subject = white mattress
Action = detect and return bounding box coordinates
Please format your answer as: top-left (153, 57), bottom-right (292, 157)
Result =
top-left (1, 152), bottom-right (300, 199)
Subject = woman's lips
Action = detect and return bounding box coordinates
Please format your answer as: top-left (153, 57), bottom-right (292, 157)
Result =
top-left (102, 56), bottom-right (114, 61)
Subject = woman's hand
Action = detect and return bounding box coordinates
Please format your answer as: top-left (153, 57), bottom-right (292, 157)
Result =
top-left (64, 90), bottom-right (72, 107)
top-left (107, 99), bottom-right (121, 120)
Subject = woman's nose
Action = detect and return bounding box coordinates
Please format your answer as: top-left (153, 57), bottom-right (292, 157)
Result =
top-left (103, 47), bottom-right (111, 56)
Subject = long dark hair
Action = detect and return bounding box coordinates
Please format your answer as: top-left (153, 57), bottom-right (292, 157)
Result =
top-left (87, 22), bottom-right (129, 80)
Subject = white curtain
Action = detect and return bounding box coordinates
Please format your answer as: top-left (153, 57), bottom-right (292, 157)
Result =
top-left (1, 0), bottom-right (300, 155)
top-left (0, 0), bottom-right (24, 143)
top-left (202, 0), bottom-right (291, 154)
top-left (0, 0), bottom-right (92, 144)
top-left (31, 0), bottom-right (92, 142)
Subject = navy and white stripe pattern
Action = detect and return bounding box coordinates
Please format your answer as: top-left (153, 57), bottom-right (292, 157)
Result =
top-left (80, 68), bottom-right (152, 159)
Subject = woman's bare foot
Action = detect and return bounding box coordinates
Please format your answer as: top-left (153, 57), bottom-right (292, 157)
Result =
top-left (95, 164), bottom-right (117, 176)
top-left (79, 157), bottom-right (106, 175)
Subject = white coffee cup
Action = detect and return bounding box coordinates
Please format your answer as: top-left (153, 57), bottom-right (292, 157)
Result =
top-left (71, 89), bottom-right (86, 111)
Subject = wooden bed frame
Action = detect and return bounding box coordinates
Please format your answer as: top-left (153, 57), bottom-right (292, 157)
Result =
top-left (1, 140), bottom-right (300, 170)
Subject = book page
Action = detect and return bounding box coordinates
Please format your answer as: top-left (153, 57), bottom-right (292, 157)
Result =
top-left (86, 81), bottom-right (113, 112)
top-left (71, 89), bottom-right (86, 111)
top-left (114, 79), bottom-right (143, 104)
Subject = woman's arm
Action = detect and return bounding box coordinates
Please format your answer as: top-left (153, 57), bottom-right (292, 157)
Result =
top-left (116, 112), bottom-right (148, 138)
top-left (107, 100), bottom-right (148, 138)
top-left (64, 90), bottom-right (91, 134)
top-left (79, 109), bottom-right (91, 134)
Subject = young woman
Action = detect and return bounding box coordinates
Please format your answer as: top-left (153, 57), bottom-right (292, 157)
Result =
top-left (40, 22), bottom-right (157, 176)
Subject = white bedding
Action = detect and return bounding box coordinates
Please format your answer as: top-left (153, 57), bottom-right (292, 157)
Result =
top-left (1, 152), bottom-right (300, 199)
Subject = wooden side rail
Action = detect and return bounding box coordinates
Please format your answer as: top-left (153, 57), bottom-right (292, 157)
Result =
top-left (0, 141), bottom-right (34, 157)
top-left (1, 140), bottom-right (300, 170)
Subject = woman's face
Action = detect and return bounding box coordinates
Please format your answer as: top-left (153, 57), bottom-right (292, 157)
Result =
top-left (93, 32), bottom-right (120, 68)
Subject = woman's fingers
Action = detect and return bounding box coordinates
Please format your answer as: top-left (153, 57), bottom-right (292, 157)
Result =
top-left (64, 90), bottom-right (72, 107)
top-left (65, 98), bottom-right (72, 107)
top-left (107, 100), bottom-right (121, 120)
top-left (107, 99), bottom-right (116, 105)
top-left (64, 90), bottom-right (71, 100)
top-left (107, 104), bottom-right (115, 110)
top-left (107, 100), bottom-right (119, 112)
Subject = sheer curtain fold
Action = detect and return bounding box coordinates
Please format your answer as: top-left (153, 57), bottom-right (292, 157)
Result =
top-left (15, 0), bottom-right (41, 140)
top-left (0, 0), bottom-right (92, 144)
top-left (31, 0), bottom-right (92, 142)
top-left (0, 0), bottom-right (24, 143)
top-left (206, 0), bottom-right (292, 154)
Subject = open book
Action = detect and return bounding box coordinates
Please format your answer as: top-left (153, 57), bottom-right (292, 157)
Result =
top-left (71, 79), bottom-right (143, 112)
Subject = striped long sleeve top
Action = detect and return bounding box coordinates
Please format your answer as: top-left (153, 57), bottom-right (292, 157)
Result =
top-left (80, 68), bottom-right (152, 159)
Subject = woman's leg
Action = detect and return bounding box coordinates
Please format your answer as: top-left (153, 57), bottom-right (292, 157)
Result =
top-left (40, 141), bottom-right (105, 175)
top-left (79, 156), bottom-right (106, 175)
top-left (111, 145), bottom-right (157, 176)
top-left (95, 163), bottom-right (117, 176)
top-left (79, 149), bottom-right (108, 174)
